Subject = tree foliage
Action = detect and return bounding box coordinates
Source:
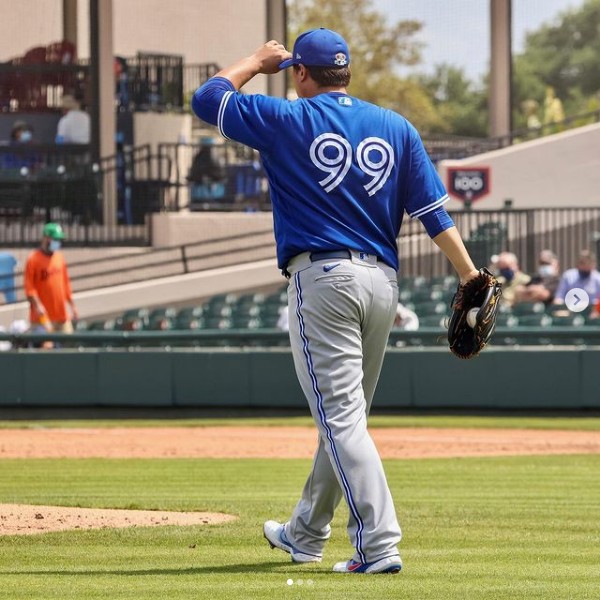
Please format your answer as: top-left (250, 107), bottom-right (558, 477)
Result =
top-left (513, 0), bottom-right (600, 123)
top-left (287, 0), bottom-right (445, 131)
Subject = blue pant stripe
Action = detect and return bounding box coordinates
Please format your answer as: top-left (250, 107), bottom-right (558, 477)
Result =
top-left (293, 271), bottom-right (366, 563)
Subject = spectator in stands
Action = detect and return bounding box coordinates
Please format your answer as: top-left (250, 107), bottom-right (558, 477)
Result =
top-left (493, 251), bottom-right (530, 307)
top-left (187, 138), bottom-right (227, 201)
top-left (554, 250), bottom-right (600, 305)
top-left (10, 120), bottom-right (34, 144)
top-left (24, 223), bottom-right (78, 347)
top-left (514, 249), bottom-right (560, 306)
top-left (392, 303), bottom-right (419, 331)
top-left (55, 94), bottom-right (91, 144)
top-left (1, 120), bottom-right (40, 170)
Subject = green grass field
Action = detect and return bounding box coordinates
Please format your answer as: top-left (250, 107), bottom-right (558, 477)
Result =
top-left (1, 418), bottom-right (599, 599)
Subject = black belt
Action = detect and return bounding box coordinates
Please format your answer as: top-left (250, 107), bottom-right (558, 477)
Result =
top-left (309, 250), bottom-right (352, 262)
top-left (282, 249), bottom-right (380, 279)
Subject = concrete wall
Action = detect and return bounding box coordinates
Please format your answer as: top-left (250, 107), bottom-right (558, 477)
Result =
top-left (0, 257), bottom-right (281, 328)
top-left (439, 123), bottom-right (600, 210)
top-left (0, 347), bottom-right (597, 409)
top-left (151, 211), bottom-right (274, 247)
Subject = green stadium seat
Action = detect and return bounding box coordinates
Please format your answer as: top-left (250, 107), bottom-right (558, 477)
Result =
top-left (204, 304), bottom-right (233, 319)
top-left (232, 303), bottom-right (262, 319)
top-left (175, 314), bottom-right (204, 330)
top-left (149, 306), bottom-right (177, 321)
top-left (122, 307), bottom-right (149, 329)
top-left (204, 316), bottom-right (233, 330)
top-left (232, 316), bottom-right (263, 330)
top-left (74, 320), bottom-right (88, 331)
top-left (88, 319), bottom-right (117, 331)
top-left (398, 275), bottom-right (426, 290)
top-left (496, 314), bottom-right (519, 327)
top-left (147, 315), bottom-right (175, 331)
top-left (512, 302), bottom-right (546, 316)
top-left (411, 289), bottom-right (444, 303)
top-left (517, 314), bottom-right (553, 327)
top-left (414, 301), bottom-right (446, 316)
top-left (418, 315), bottom-right (446, 328)
top-left (177, 306), bottom-right (204, 319)
top-left (551, 314), bottom-right (585, 327)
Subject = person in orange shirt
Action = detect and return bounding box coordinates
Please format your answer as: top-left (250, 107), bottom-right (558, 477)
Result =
top-left (24, 223), bottom-right (78, 341)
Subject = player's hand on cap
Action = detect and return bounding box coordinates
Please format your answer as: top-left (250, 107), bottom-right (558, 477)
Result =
top-left (251, 40), bottom-right (292, 75)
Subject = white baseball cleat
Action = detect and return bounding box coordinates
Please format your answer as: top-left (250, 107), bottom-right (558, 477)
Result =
top-left (263, 520), bottom-right (322, 563)
top-left (332, 554), bottom-right (402, 574)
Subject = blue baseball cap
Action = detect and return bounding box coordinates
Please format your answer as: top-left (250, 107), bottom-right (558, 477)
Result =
top-left (279, 28), bottom-right (350, 70)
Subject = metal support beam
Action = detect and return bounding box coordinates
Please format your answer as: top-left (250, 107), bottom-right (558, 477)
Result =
top-left (266, 0), bottom-right (288, 98)
top-left (489, 0), bottom-right (512, 137)
top-left (62, 0), bottom-right (78, 49)
top-left (89, 0), bottom-right (116, 225)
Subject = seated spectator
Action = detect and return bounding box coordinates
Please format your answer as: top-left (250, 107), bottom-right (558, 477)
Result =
top-left (10, 120), bottom-right (33, 144)
top-left (393, 303), bottom-right (419, 331)
top-left (56, 94), bottom-right (91, 144)
top-left (1, 120), bottom-right (40, 170)
top-left (514, 249), bottom-right (560, 306)
top-left (554, 250), bottom-right (600, 305)
top-left (493, 252), bottom-right (531, 307)
top-left (187, 139), bottom-right (226, 201)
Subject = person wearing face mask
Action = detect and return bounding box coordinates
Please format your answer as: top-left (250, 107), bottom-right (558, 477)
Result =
top-left (554, 250), bottom-right (600, 305)
top-left (24, 223), bottom-right (78, 345)
top-left (493, 251), bottom-right (530, 307)
top-left (514, 249), bottom-right (560, 306)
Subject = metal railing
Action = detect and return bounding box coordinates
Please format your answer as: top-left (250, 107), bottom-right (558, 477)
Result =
top-left (400, 207), bottom-right (600, 277)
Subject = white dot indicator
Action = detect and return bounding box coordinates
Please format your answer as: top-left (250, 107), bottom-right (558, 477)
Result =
top-left (297, 579), bottom-right (303, 585)
top-left (286, 578), bottom-right (293, 586)
top-left (565, 288), bottom-right (589, 313)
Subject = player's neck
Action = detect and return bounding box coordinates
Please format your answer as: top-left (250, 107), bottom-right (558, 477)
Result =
top-left (303, 85), bottom-right (347, 98)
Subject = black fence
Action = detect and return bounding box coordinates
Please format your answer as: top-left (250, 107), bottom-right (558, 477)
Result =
top-left (0, 143), bottom-right (155, 246)
top-left (1, 49), bottom-right (218, 114)
top-left (400, 207), bottom-right (600, 277)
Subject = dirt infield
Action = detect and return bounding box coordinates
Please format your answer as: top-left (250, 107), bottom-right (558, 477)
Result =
top-left (2, 426), bottom-right (600, 459)
top-left (2, 425), bottom-right (599, 536)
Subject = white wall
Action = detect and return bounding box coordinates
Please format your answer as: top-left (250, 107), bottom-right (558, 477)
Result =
top-left (438, 123), bottom-right (600, 210)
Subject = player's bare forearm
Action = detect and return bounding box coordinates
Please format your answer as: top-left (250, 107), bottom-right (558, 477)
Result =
top-left (432, 226), bottom-right (478, 283)
top-left (214, 41), bottom-right (292, 90)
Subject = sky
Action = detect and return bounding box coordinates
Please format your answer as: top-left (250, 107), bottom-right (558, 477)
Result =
top-left (372, 0), bottom-right (587, 81)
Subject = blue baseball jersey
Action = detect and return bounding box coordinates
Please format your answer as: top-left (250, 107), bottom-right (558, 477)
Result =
top-left (192, 78), bottom-right (450, 271)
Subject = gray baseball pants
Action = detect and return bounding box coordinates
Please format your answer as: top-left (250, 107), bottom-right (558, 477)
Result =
top-left (283, 250), bottom-right (402, 563)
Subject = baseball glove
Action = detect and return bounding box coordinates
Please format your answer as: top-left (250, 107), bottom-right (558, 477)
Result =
top-left (447, 268), bottom-right (502, 359)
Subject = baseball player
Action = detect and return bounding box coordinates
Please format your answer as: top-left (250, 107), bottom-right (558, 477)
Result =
top-left (192, 28), bottom-right (479, 574)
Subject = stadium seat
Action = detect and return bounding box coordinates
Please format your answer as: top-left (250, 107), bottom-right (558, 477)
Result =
top-left (88, 319), bottom-right (116, 331)
top-left (204, 316), bottom-right (233, 330)
top-left (418, 315), bottom-right (446, 328)
top-left (204, 304), bottom-right (233, 319)
top-left (121, 307), bottom-right (149, 329)
top-left (147, 315), bottom-right (175, 331)
top-left (232, 303), bottom-right (262, 319)
top-left (175, 314), bottom-right (204, 330)
top-left (551, 314), bottom-right (585, 327)
top-left (149, 306), bottom-right (177, 321)
top-left (516, 314), bottom-right (553, 327)
top-left (512, 302), bottom-right (546, 316)
top-left (232, 316), bottom-right (263, 330)
top-left (414, 301), bottom-right (446, 316)
top-left (496, 314), bottom-right (519, 327)
top-left (411, 289), bottom-right (444, 303)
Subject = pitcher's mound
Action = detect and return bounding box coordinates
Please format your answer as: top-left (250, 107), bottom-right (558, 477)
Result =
top-left (0, 504), bottom-right (237, 536)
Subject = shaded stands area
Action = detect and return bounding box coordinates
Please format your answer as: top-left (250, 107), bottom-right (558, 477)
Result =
top-left (0, 40), bottom-right (218, 114)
